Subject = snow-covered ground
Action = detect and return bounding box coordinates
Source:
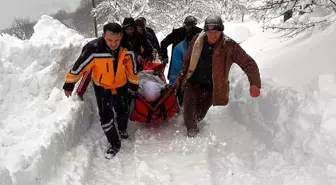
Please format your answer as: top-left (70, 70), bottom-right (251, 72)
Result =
top-left (1, 15), bottom-right (336, 185)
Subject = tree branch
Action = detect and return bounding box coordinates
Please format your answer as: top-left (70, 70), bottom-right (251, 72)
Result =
top-left (329, 0), bottom-right (336, 7)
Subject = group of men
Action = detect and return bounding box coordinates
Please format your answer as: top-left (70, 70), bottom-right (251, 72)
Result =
top-left (63, 15), bottom-right (261, 159)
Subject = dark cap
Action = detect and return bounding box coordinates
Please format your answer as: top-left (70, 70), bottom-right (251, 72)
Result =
top-left (122, 17), bottom-right (136, 28)
top-left (137, 17), bottom-right (146, 22)
top-left (204, 15), bottom-right (224, 31)
top-left (184, 16), bottom-right (197, 26)
top-left (135, 18), bottom-right (146, 28)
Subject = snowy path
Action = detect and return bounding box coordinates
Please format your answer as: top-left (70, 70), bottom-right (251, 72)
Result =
top-left (133, 117), bottom-right (212, 185)
top-left (43, 69), bottom-right (336, 185)
top-left (46, 94), bottom-right (336, 185)
top-left (45, 112), bottom-right (220, 185)
top-left (45, 106), bottom-right (282, 185)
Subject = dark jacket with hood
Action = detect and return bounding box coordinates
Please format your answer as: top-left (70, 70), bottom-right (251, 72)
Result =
top-left (146, 27), bottom-right (160, 52)
top-left (144, 30), bottom-right (160, 53)
top-left (160, 26), bottom-right (202, 80)
top-left (135, 18), bottom-right (161, 54)
top-left (160, 26), bottom-right (202, 59)
top-left (121, 17), bottom-right (154, 61)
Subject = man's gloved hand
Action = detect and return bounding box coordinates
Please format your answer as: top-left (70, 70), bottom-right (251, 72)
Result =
top-left (129, 83), bottom-right (139, 92)
top-left (64, 90), bottom-right (72, 97)
top-left (128, 89), bottom-right (137, 96)
top-left (162, 58), bottom-right (169, 64)
top-left (159, 56), bottom-right (168, 64)
top-left (145, 55), bottom-right (154, 62)
top-left (173, 79), bottom-right (181, 89)
top-left (137, 55), bottom-right (144, 64)
top-left (250, 85), bottom-right (261, 97)
top-left (152, 49), bottom-right (158, 59)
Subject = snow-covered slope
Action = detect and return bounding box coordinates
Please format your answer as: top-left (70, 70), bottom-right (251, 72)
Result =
top-left (1, 15), bottom-right (336, 185)
top-left (242, 20), bottom-right (336, 92)
top-left (0, 15), bottom-right (95, 185)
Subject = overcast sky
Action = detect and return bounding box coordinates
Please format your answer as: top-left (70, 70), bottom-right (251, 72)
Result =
top-left (0, 0), bottom-right (81, 29)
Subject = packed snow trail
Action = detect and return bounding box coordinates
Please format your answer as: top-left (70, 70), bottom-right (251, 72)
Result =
top-left (46, 107), bottom-right (251, 185)
top-left (46, 74), bottom-right (335, 185)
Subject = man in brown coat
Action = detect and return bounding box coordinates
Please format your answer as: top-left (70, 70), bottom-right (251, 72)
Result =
top-left (174, 15), bottom-right (261, 137)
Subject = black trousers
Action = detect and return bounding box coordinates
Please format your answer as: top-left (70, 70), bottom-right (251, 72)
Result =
top-left (176, 88), bottom-right (184, 107)
top-left (93, 84), bottom-right (130, 147)
top-left (183, 82), bottom-right (213, 131)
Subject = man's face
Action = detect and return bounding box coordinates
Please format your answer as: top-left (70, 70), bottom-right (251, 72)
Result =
top-left (136, 26), bottom-right (145, 34)
top-left (125, 27), bottom-right (135, 36)
top-left (103, 31), bottom-right (122, 50)
top-left (185, 24), bottom-right (194, 33)
top-left (206, 30), bottom-right (221, 44)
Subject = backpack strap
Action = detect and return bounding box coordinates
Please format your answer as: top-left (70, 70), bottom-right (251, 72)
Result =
top-left (178, 41), bottom-right (187, 55)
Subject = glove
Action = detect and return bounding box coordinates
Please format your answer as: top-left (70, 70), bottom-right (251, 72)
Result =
top-left (64, 90), bottom-right (72, 97)
top-left (137, 55), bottom-right (144, 64)
top-left (173, 79), bottom-right (181, 89)
top-left (250, 85), bottom-right (261, 97)
top-left (128, 89), bottom-right (137, 96)
top-left (162, 58), bottom-right (169, 64)
top-left (159, 55), bottom-right (168, 64)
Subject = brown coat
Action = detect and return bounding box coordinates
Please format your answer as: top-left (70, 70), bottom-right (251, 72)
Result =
top-left (176, 32), bottom-right (261, 106)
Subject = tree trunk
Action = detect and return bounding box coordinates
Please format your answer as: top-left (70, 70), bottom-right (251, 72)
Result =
top-left (92, 0), bottom-right (98, 37)
top-left (284, 9), bottom-right (293, 22)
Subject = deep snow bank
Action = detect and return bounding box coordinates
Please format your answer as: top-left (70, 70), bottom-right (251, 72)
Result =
top-left (243, 18), bottom-right (336, 92)
top-left (0, 15), bottom-right (95, 185)
top-left (224, 21), bottom-right (257, 44)
top-left (226, 66), bottom-right (336, 182)
top-left (0, 166), bottom-right (12, 185)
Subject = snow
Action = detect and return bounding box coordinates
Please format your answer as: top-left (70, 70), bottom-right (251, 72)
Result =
top-left (0, 15), bottom-right (94, 185)
top-left (1, 14), bottom-right (336, 185)
top-left (241, 16), bottom-right (336, 93)
top-left (0, 166), bottom-right (12, 185)
top-left (196, 20), bottom-right (258, 44)
top-left (224, 22), bottom-right (253, 43)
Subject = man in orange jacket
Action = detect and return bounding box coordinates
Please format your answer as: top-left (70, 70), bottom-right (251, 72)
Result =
top-left (63, 23), bottom-right (139, 159)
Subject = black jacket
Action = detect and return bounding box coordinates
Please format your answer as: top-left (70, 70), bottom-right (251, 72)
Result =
top-left (121, 31), bottom-right (154, 61)
top-left (160, 26), bottom-right (202, 79)
top-left (146, 27), bottom-right (160, 53)
top-left (160, 26), bottom-right (202, 59)
top-left (144, 31), bottom-right (160, 53)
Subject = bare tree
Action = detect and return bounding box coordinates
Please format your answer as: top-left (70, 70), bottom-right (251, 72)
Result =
top-left (92, 0), bottom-right (149, 24)
top-left (68, 0), bottom-right (106, 37)
top-left (10, 17), bottom-right (35, 40)
top-left (150, 0), bottom-right (205, 30)
top-left (79, 0), bottom-right (336, 39)
top-left (53, 10), bottom-right (74, 28)
top-left (92, 0), bottom-right (211, 34)
top-left (265, 18), bottom-right (333, 38)
top-left (250, 0), bottom-right (336, 38)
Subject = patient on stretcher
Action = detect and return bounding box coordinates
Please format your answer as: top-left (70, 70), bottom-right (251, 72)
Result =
top-left (138, 71), bottom-right (169, 105)
top-left (129, 70), bottom-right (179, 124)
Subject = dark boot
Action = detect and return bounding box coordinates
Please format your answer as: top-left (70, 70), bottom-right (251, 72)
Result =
top-left (119, 130), bottom-right (129, 140)
top-left (187, 128), bottom-right (200, 138)
top-left (105, 142), bottom-right (121, 159)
